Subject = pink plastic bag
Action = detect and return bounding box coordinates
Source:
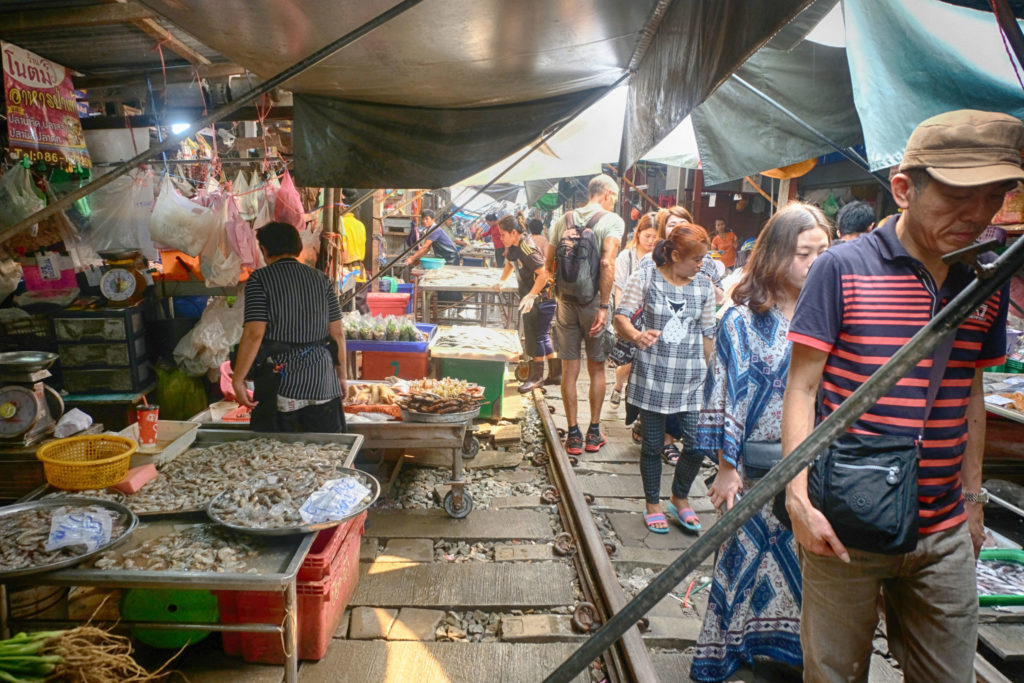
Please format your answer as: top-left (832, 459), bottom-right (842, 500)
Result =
top-left (273, 169), bottom-right (305, 230)
top-left (223, 195), bottom-right (261, 268)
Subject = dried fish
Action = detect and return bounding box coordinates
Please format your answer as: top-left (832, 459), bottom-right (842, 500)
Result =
top-left (0, 507), bottom-right (128, 573)
top-left (419, 267), bottom-right (516, 291)
top-left (126, 438), bottom-right (352, 515)
top-left (91, 525), bottom-right (260, 573)
top-left (977, 559), bottom-right (1024, 596)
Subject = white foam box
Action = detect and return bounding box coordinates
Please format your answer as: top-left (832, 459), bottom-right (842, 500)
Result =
top-left (120, 419), bottom-right (199, 467)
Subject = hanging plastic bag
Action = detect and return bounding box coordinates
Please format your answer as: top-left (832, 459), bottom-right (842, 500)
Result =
top-left (274, 169), bottom-right (305, 230)
top-left (233, 170), bottom-right (255, 220)
top-left (254, 188), bottom-right (274, 230)
top-left (822, 191), bottom-right (840, 220)
top-left (0, 163), bottom-right (45, 230)
top-left (224, 194), bottom-right (261, 268)
top-left (242, 170), bottom-right (261, 219)
top-left (200, 197), bottom-right (243, 287)
top-left (83, 170), bottom-right (158, 258)
top-left (149, 174), bottom-right (214, 256)
top-left (173, 294), bottom-right (245, 377)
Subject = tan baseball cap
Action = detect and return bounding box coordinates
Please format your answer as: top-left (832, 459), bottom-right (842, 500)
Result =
top-left (899, 109), bottom-right (1024, 187)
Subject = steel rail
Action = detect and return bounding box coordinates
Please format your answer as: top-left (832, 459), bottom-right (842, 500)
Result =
top-left (534, 389), bottom-right (660, 682)
top-left (0, 0), bottom-right (427, 246)
top-left (545, 235), bottom-right (1024, 682)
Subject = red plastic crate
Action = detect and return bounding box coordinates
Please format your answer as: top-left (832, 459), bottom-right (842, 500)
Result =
top-left (366, 292), bottom-right (410, 317)
top-left (298, 511), bottom-right (366, 582)
top-left (219, 521), bottom-right (362, 663)
top-left (361, 350), bottom-right (428, 380)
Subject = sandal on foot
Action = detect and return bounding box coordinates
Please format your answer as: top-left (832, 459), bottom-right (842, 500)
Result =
top-left (667, 501), bottom-right (702, 533)
top-left (644, 512), bottom-right (670, 534)
top-left (610, 388), bottom-right (622, 407)
top-left (661, 444), bottom-right (681, 466)
top-left (631, 423), bottom-right (642, 444)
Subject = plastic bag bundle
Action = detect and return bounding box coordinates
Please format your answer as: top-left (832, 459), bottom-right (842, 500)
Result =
top-left (223, 194), bottom-right (261, 269)
top-left (83, 170), bottom-right (158, 259)
top-left (233, 170), bottom-right (257, 220)
top-left (200, 196), bottom-right (244, 287)
top-left (274, 169), bottom-right (305, 230)
top-left (149, 174), bottom-right (215, 256)
top-left (0, 164), bottom-right (45, 230)
top-left (173, 294), bottom-right (246, 376)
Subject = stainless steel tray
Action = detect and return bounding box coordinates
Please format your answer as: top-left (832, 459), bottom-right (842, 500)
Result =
top-left (206, 466), bottom-right (379, 536)
top-left (128, 431), bottom-right (364, 517)
top-left (0, 497), bottom-right (137, 579)
top-left (400, 406), bottom-right (481, 423)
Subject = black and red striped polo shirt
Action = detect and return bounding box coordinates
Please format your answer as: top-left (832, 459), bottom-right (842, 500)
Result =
top-left (789, 217), bottom-right (1008, 534)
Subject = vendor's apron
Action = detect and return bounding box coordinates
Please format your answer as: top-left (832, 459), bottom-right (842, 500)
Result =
top-left (248, 339), bottom-right (330, 431)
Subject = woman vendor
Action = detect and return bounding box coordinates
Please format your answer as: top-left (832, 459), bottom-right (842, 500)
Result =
top-left (495, 215), bottom-right (556, 393)
top-left (231, 221), bottom-right (348, 433)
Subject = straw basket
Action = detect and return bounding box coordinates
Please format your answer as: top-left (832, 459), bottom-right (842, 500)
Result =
top-left (35, 435), bottom-right (137, 490)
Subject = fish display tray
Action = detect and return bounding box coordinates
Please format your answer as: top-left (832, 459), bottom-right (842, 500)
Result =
top-left (206, 467), bottom-right (379, 536)
top-left (978, 549), bottom-right (1024, 606)
top-left (344, 323), bottom-right (437, 353)
top-left (400, 406), bottom-right (481, 423)
top-left (131, 430), bottom-right (364, 517)
top-left (0, 497), bottom-right (138, 579)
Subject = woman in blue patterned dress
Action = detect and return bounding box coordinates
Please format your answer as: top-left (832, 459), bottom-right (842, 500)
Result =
top-left (614, 225), bottom-right (717, 534)
top-left (691, 203), bottom-right (831, 681)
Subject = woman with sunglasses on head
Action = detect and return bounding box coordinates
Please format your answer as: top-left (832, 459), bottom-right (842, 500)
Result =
top-left (614, 225), bottom-right (717, 534)
top-left (690, 203), bottom-right (831, 681)
top-left (611, 211), bottom-right (659, 407)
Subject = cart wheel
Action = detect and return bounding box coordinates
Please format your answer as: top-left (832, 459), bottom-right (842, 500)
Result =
top-left (462, 434), bottom-right (481, 460)
top-left (515, 361), bottom-right (532, 382)
top-left (443, 490), bottom-right (474, 518)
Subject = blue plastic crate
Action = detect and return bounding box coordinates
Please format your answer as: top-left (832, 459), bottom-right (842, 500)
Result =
top-left (346, 323), bottom-right (437, 353)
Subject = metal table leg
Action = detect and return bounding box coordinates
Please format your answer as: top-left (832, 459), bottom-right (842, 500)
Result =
top-left (284, 580), bottom-right (298, 683)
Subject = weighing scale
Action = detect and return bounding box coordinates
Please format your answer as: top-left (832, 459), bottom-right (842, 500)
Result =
top-left (0, 351), bottom-right (64, 447)
top-left (98, 250), bottom-right (149, 307)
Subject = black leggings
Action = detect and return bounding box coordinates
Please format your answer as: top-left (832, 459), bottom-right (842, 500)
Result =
top-left (639, 409), bottom-right (702, 505)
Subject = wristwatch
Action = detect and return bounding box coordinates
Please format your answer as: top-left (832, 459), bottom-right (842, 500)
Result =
top-left (963, 488), bottom-right (989, 504)
top-left (598, 303), bottom-right (609, 310)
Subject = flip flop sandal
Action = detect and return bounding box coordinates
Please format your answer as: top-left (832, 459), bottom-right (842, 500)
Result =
top-left (644, 512), bottom-right (670, 534)
top-left (667, 501), bottom-right (702, 533)
top-left (631, 423), bottom-right (642, 444)
top-left (661, 444), bottom-right (681, 466)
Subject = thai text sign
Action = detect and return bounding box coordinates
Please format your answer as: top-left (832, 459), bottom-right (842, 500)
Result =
top-left (2, 41), bottom-right (90, 170)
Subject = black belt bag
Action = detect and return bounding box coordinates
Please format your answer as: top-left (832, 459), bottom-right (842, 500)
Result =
top-left (807, 331), bottom-right (955, 555)
top-left (740, 440), bottom-right (791, 528)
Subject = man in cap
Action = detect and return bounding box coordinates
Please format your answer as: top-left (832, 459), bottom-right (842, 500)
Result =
top-left (782, 110), bottom-right (1023, 681)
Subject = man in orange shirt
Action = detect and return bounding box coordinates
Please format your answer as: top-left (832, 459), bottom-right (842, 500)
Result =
top-left (711, 219), bottom-right (737, 269)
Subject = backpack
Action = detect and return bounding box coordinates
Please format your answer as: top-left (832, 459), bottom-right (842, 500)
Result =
top-left (554, 210), bottom-right (606, 304)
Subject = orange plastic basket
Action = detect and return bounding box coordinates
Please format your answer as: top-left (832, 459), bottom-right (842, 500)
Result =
top-left (35, 435), bottom-right (137, 490)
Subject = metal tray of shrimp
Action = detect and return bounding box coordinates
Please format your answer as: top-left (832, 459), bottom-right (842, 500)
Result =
top-left (205, 466), bottom-right (379, 536)
top-left (0, 497), bottom-right (138, 579)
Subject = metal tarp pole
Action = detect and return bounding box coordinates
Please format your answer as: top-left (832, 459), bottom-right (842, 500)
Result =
top-left (544, 238), bottom-right (1024, 682)
top-left (341, 72), bottom-right (631, 306)
top-left (0, 0), bottom-right (426, 245)
top-left (730, 74), bottom-right (891, 191)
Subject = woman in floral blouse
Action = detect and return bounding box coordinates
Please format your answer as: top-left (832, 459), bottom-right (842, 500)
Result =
top-left (691, 203), bottom-right (830, 681)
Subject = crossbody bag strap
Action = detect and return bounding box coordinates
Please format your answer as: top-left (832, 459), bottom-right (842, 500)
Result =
top-left (920, 329), bottom-right (957, 437)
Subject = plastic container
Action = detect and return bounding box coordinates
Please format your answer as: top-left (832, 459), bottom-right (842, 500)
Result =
top-left (361, 350), bottom-right (429, 380)
top-left (396, 282), bottom-right (415, 314)
top-left (367, 292), bottom-right (411, 318)
top-left (219, 518), bottom-right (362, 662)
top-left (977, 549), bottom-right (1024, 606)
top-left (35, 435), bottom-right (136, 490)
top-left (118, 419), bottom-right (199, 466)
top-left (121, 588), bottom-right (217, 648)
top-left (419, 257), bottom-right (445, 270)
top-left (439, 357), bottom-right (507, 419)
top-left (298, 511), bottom-right (366, 582)
top-left (345, 323), bottom-right (437, 353)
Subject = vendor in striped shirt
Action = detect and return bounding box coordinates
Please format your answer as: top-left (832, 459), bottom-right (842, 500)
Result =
top-left (782, 110), bottom-right (1024, 682)
top-left (232, 221), bottom-right (347, 433)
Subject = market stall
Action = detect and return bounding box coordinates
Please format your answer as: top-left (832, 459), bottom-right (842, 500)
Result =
top-left (428, 326), bottom-right (522, 420)
top-left (413, 265), bottom-right (519, 327)
top-left (1, 429), bottom-right (373, 683)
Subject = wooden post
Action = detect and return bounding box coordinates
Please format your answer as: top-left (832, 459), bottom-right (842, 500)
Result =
top-left (778, 179), bottom-right (791, 209)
